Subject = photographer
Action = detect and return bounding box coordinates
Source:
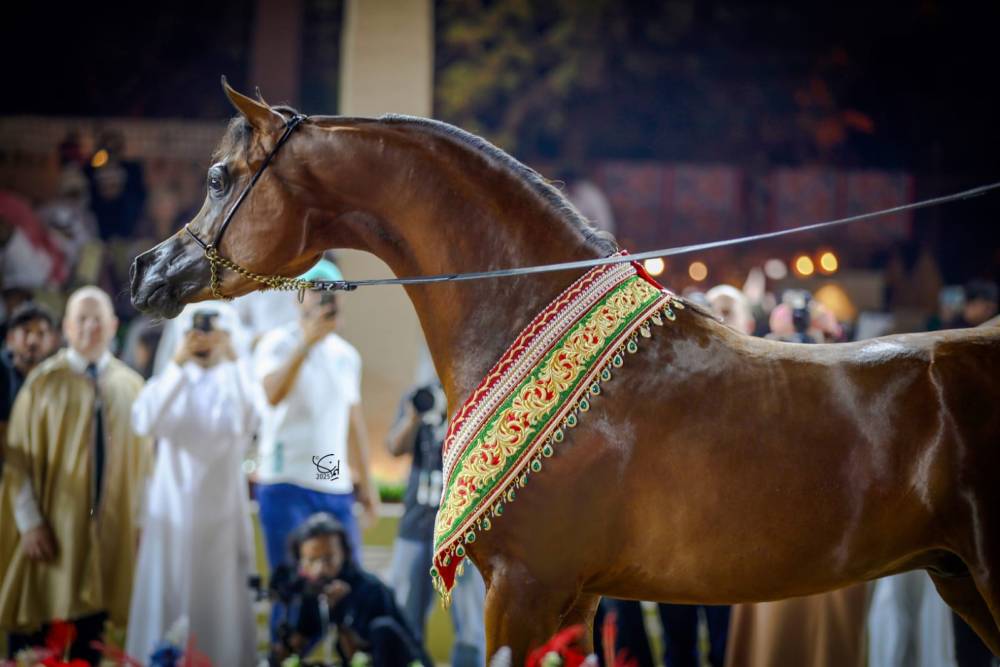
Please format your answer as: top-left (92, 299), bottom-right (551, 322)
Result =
top-left (270, 512), bottom-right (430, 667)
top-left (126, 301), bottom-right (260, 666)
top-left (253, 260), bottom-right (379, 640)
top-left (386, 375), bottom-right (486, 667)
top-left (766, 290), bottom-right (816, 344)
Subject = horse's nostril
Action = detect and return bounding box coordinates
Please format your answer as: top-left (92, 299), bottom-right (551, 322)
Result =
top-left (130, 251), bottom-right (155, 300)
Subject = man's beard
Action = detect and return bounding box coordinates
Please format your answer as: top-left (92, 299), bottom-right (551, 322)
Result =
top-left (303, 574), bottom-right (337, 596)
top-left (13, 349), bottom-right (43, 373)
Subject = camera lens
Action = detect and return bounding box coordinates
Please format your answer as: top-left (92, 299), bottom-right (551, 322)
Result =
top-left (411, 388), bottom-right (434, 413)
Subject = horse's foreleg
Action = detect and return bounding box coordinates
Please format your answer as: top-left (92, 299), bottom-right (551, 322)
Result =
top-left (481, 561), bottom-right (592, 664)
top-left (969, 545), bottom-right (1000, 653)
top-left (929, 572), bottom-right (1000, 656)
top-left (560, 593), bottom-right (602, 654)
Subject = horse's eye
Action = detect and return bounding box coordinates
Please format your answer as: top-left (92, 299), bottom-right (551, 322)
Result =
top-left (207, 166), bottom-right (227, 195)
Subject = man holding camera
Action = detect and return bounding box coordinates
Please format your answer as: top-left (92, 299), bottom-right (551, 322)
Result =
top-left (270, 512), bottom-right (431, 667)
top-left (126, 301), bottom-right (259, 666)
top-left (386, 369), bottom-right (486, 667)
top-left (253, 260), bottom-right (378, 587)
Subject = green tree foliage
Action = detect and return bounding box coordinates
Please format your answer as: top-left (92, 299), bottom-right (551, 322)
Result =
top-left (434, 1), bottom-right (878, 166)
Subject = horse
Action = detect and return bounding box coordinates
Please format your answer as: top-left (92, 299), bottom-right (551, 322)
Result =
top-left (131, 81), bottom-right (1000, 662)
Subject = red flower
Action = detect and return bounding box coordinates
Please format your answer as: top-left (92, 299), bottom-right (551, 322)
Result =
top-left (601, 612), bottom-right (638, 667)
top-left (179, 632), bottom-right (212, 667)
top-left (526, 625), bottom-right (588, 667)
top-left (44, 620), bottom-right (77, 657)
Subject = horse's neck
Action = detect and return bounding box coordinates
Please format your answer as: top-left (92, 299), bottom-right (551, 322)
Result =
top-left (401, 199), bottom-right (602, 402)
top-left (406, 264), bottom-right (594, 403)
top-left (313, 124), bottom-right (604, 401)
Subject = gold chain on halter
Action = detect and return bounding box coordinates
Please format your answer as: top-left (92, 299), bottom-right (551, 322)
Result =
top-left (205, 245), bottom-right (316, 302)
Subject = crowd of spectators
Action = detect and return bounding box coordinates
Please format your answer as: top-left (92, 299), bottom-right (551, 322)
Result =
top-left (0, 128), bottom-right (203, 336)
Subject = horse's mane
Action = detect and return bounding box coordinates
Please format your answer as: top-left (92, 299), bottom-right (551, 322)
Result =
top-left (214, 107), bottom-right (618, 256)
top-left (378, 114), bottom-right (618, 256)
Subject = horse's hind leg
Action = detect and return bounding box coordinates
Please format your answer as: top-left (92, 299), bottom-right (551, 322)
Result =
top-left (930, 571), bottom-right (1000, 655)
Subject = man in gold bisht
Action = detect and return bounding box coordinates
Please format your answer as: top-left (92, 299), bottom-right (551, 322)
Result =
top-left (0, 286), bottom-right (151, 664)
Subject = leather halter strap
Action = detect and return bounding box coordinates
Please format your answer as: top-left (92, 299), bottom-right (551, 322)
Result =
top-left (184, 113), bottom-right (314, 299)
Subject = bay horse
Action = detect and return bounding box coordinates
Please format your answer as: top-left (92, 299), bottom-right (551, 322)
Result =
top-left (130, 82), bottom-right (1000, 662)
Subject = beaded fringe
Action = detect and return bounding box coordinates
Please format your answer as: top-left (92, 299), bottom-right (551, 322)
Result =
top-left (431, 296), bottom-right (684, 605)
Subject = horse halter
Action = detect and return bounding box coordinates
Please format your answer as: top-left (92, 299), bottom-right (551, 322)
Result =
top-left (183, 112), bottom-right (349, 300)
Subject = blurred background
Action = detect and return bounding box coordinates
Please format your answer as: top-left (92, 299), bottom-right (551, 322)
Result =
top-left (2, 0), bottom-right (999, 463)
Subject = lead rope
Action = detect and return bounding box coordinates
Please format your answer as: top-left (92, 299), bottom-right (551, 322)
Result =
top-left (205, 245), bottom-right (316, 301)
top-left (201, 177), bottom-right (1000, 299)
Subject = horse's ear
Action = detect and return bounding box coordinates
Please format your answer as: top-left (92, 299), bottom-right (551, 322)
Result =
top-left (221, 75), bottom-right (283, 132)
top-left (255, 86), bottom-right (269, 106)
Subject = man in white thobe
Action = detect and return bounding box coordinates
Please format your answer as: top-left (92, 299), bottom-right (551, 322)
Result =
top-left (126, 302), bottom-right (261, 666)
top-left (867, 572), bottom-right (957, 667)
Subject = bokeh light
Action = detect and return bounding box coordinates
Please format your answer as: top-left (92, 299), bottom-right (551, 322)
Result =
top-left (643, 257), bottom-right (665, 276)
top-left (819, 251), bottom-right (839, 274)
top-left (764, 258), bottom-right (788, 280)
top-left (688, 261), bottom-right (708, 282)
top-left (794, 255), bottom-right (815, 277)
top-left (90, 149), bottom-right (109, 168)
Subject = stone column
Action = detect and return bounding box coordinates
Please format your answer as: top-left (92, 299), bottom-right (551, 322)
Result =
top-left (337, 0), bottom-right (434, 479)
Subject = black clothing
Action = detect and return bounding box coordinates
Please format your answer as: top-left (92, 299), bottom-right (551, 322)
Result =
top-left (85, 363), bottom-right (106, 513)
top-left (0, 350), bottom-right (26, 422)
top-left (272, 562), bottom-right (431, 667)
top-left (597, 599), bottom-right (731, 667)
top-left (84, 160), bottom-right (146, 240)
top-left (397, 417), bottom-right (444, 541)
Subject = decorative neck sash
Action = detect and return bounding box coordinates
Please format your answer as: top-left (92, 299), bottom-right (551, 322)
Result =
top-left (431, 254), bottom-right (682, 603)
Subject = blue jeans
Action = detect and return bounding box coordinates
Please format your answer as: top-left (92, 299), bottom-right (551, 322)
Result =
top-left (388, 536), bottom-right (486, 667)
top-left (257, 482), bottom-right (360, 570)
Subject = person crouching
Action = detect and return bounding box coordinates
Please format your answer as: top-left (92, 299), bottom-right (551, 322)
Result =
top-left (270, 512), bottom-right (430, 667)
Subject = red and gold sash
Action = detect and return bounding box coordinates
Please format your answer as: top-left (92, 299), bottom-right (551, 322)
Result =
top-left (431, 255), bottom-right (681, 603)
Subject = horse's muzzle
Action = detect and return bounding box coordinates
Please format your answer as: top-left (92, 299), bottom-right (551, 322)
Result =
top-left (130, 235), bottom-right (211, 318)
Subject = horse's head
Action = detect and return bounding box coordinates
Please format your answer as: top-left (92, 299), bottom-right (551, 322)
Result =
top-left (130, 79), bottom-right (328, 318)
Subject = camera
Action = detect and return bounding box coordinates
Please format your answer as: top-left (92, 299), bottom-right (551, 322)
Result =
top-left (782, 289), bottom-right (815, 343)
top-left (318, 292), bottom-right (338, 320)
top-left (268, 565), bottom-right (336, 666)
top-left (270, 566), bottom-right (335, 601)
top-left (410, 382), bottom-right (448, 426)
top-left (411, 383), bottom-right (447, 419)
top-left (792, 304), bottom-right (811, 334)
top-left (191, 310), bottom-right (219, 333)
